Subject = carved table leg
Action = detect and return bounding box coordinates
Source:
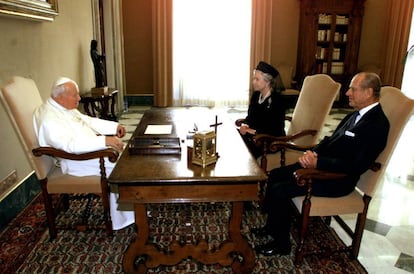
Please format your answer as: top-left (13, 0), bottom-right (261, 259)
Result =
top-left (123, 203), bottom-right (149, 274)
top-left (229, 201), bottom-right (256, 273)
top-left (122, 202), bottom-right (255, 274)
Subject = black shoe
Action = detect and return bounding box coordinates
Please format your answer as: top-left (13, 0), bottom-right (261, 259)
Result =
top-left (255, 240), bottom-right (291, 256)
top-left (250, 226), bottom-right (271, 237)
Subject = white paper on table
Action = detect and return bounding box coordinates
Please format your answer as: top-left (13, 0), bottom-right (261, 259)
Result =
top-left (144, 124), bottom-right (173, 134)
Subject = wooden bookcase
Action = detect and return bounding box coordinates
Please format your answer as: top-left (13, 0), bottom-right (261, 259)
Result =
top-left (295, 0), bottom-right (366, 105)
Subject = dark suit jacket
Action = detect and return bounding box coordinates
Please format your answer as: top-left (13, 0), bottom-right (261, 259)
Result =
top-left (312, 104), bottom-right (389, 191)
top-left (264, 104), bottom-right (390, 237)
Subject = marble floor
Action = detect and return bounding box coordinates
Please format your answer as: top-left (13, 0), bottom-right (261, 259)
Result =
top-left (120, 106), bottom-right (414, 273)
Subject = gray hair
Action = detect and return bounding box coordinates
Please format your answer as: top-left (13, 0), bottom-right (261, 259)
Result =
top-left (254, 69), bottom-right (276, 88)
top-left (51, 77), bottom-right (78, 97)
top-left (358, 72), bottom-right (382, 98)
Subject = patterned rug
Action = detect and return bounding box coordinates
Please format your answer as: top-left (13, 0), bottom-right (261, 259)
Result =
top-left (0, 194), bottom-right (367, 273)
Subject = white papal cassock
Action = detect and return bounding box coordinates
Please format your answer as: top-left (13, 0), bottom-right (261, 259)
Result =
top-left (33, 97), bottom-right (134, 230)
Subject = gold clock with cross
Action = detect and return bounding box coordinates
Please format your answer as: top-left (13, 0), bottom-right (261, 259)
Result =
top-left (192, 130), bottom-right (217, 168)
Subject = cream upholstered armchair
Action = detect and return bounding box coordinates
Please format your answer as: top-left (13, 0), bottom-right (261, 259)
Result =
top-left (291, 86), bottom-right (414, 264)
top-left (0, 76), bottom-right (119, 239)
top-left (254, 74), bottom-right (341, 172)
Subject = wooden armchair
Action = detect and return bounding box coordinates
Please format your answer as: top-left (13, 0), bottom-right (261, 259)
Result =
top-left (290, 86), bottom-right (414, 264)
top-left (0, 76), bottom-right (119, 239)
top-left (254, 74), bottom-right (341, 172)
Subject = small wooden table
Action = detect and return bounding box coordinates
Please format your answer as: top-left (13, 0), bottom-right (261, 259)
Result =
top-left (109, 107), bottom-right (267, 274)
top-left (80, 88), bottom-right (118, 120)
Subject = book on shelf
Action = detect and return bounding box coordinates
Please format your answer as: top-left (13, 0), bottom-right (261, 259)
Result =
top-left (318, 30), bottom-right (325, 41)
top-left (318, 13), bottom-right (332, 24)
top-left (336, 15), bottom-right (349, 25)
top-left (316, 47), bottom-right (328, 60)
top-left (331, 62), bottom-right (344, 74)
top-left (334, 32), bottom-right (347, 42)
top-left (317, 29), bottom-right (331, 41)
top-left (322, 62), bottom-right (328, 74)
top-left (332, 48), bottom-right (341, 60)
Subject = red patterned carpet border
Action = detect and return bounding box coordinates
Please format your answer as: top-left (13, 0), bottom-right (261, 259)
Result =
top-left (0, 194), bottom-right (367, 273)
top-left (0, 194), bottom-right (47, 274)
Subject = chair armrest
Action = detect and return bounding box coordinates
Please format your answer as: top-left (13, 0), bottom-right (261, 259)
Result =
top-left (293, 168), bottom-right (347, 187)
top-left (32, 147), bottom-right (119, 163)
top-left (236, 115), bottom-right (294, 128)
top-left (235, 118), bottom-right (246, 127)
top-left (293, 162), bottom-right (381, 188)
top-left (287, 129), bottom-right (318, 141)
top-left (253, 130), bottom-right (318, 171)
top-left (370, 162), bottom-right (381, 172)
top-left (253, 129), bottom-right (317, 151)
top-left (267, 140), bottom-right (314, 154)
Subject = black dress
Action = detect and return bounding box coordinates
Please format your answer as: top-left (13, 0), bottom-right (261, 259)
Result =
top-left (241, 91), bottom-right (286, 158)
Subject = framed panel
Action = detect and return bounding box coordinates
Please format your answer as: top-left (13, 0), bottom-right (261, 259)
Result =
top-left (0, 0), bottom-right (58, 21)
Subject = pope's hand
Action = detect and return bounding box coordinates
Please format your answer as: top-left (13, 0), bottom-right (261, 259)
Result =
top-left (106, 136), bottom-right (124, 152)
top-left (116, 125), bottom-right (126, 138)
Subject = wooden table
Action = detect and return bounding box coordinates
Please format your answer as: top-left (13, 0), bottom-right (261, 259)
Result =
top-left (109, 107), bottom-right (267, 274)
top-left (80, 88), bottom-right (118, 120)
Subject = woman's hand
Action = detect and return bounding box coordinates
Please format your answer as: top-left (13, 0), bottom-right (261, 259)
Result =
top-left (239, 124), bottom-right (256, 135)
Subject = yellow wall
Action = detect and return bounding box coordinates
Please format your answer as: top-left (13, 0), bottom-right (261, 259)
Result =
top-left (0, 0), bottom-right (95, 186)
top-left (270, 0), bottom-right (300, 72)
top-left (358, 0), bottom-right (389, 70)
top-left (122, 0), bottom-right (153, 94)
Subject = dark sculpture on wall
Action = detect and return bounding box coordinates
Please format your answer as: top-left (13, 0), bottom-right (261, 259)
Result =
top-left (90, 39), bottom-right (106, 88)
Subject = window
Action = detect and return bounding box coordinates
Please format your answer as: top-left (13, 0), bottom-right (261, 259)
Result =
top-left (401, 9), bottom-right (414, 99)
top-left (173, 0), bottom-right (252, 107)
top-left (387, 8), bottom-right (414, 185)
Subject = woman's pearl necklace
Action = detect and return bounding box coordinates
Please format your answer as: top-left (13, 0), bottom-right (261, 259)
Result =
top-left (258, 90), bottom-right (271, 104)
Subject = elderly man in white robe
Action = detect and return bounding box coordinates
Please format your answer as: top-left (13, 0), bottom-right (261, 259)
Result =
top-left (33, 77), bottom-right (134, 230)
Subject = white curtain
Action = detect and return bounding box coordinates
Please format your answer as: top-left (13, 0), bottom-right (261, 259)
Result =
top-left (172, 0), bottom-right (252, 107)
top-left (401, 10), bottom-right (414, 98)
top-left (402, 45), bottom-right (414, 99)
top-left (387, 8), bottom-right (414, 184)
